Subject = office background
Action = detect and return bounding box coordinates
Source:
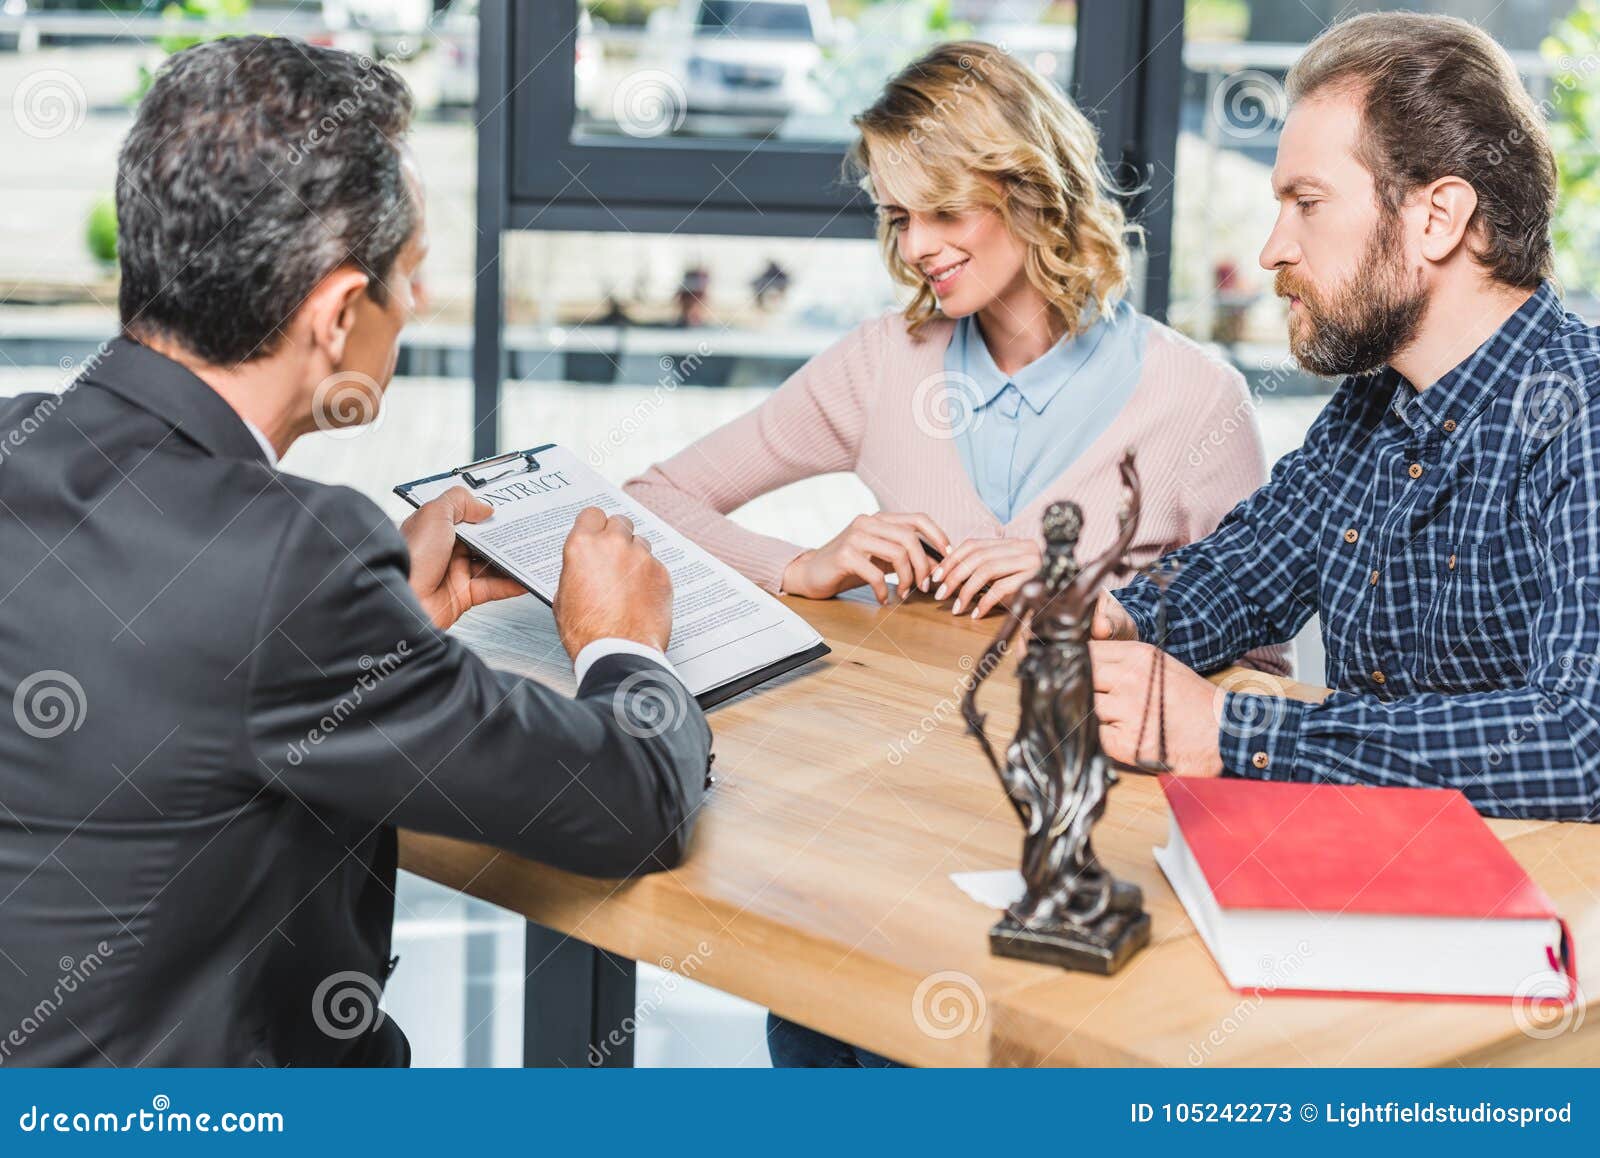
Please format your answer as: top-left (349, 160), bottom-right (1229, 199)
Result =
top-left (1, 0), bottom-right (1595, 1065)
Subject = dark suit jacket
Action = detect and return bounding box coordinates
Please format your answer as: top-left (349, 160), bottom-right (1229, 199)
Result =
top-left (0, 338), bottom-right (711, 1066)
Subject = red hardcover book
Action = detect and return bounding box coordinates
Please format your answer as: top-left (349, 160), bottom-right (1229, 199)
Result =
top-left (1154, 776), bottom-right (1576, 1002)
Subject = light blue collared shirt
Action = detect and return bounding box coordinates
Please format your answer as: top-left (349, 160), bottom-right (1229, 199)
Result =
top-left (944, 300), bottom-right (1148, 524)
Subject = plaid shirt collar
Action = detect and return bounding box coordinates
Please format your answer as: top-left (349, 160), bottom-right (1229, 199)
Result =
top-left (1386, 280), bottom-right (1567, 436)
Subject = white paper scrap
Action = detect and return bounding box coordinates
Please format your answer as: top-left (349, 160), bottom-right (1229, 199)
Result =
top-left (949, 869), bottom-right (1026, 909)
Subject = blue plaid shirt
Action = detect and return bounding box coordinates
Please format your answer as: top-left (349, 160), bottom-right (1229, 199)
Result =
top-left (1115, 282), bottom-right (1600, 820)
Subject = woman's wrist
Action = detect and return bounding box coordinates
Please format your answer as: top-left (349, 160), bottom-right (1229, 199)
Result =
top-left (780, 549), bottom-right (816, 598)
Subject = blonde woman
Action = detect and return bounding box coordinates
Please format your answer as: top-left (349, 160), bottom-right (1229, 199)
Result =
top-left (625, 42), bottom-right (1271, 634)
top-left (626, 40), bottom-right (1280, 1067)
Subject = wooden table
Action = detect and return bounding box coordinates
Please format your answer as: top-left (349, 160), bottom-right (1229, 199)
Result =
top-left (400, 592), bottom-right (1600, 1067)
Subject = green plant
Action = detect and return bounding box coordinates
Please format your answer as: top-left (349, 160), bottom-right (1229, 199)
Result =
top-left (584, 0), bottom-right (673, 27)
top-left (1542, 0), bottom-right (1600, 293)
top-left (101, 0), bottom-right (252, 269)
top-left (135, 0), bottom-right (253, 99)
top-left (86, 197), bottom-right (118, 268)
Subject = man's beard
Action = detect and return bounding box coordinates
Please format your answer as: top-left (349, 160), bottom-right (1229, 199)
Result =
top-left (1275, 214), bottom-right (1427, 377)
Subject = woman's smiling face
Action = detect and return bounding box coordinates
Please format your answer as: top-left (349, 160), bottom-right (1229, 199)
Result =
top-left (872, 177), bottom-right (1032, 319)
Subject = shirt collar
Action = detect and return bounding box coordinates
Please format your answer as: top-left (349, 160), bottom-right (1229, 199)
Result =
top-left (79, 336), bottom-right (274, 467)
top-left (957, 302), bottom-right (1121, 415)
top-left (242, 418), bottom-right (279, 468)
top-left (1389, 280), bottom-right (1567, 435)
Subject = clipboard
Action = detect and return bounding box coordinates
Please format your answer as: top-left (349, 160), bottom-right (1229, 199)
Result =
top-left (394, 444), bottom-right (559, 609)
top-left (394, 444), bottom-right (830, 710)
top-left (395, 443), bottom-right (556, 504)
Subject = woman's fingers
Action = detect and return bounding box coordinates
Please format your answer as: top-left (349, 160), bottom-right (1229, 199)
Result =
top-left (929, 538), bottom-right (980, 594)
top-left (851, 531), bottom-right (917, 595)
top-left (935, 540), bottom-right (1035, 606)
top-left (952, 553), bottom-right (1018, 615)
top-left (865, 522), bottom-right (931, 593)
top-left (930, 541), bottom-right (983, 600)
top-left (840, 547), bottom-right (890, 604)
top-left (818, 518), bottom-right (1052, 609)
top-left (878, 512), bottom-right (952, 561)
top-left (972, 571), bottom-right (1030, 619)
top-left (855, 520), bottom-right (938, 596)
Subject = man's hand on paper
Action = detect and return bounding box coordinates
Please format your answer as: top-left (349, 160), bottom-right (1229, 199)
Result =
top-left (554, 506), bottom-right (673, 658)
top-left (402, 486), bottom-right (526, 630)
top-left (1090, 641), bottom-right (1223, 777)
top-left (780, 512), bottom-right (951, 603)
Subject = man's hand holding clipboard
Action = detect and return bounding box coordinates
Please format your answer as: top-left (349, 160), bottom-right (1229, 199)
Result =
top-left (400, 486), bottom-right (524, 630)
top-left (398, 482), bottom-right (672, 661)
top-left (395, 444), bottom-right (828, 707)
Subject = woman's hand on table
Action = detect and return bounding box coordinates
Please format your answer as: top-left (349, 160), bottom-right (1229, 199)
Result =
top-left (781, 512), bottom-right (951, 604)
top-left (929, 536), bottom-right (1042, 618)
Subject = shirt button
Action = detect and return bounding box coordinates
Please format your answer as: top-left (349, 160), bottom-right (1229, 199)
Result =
top-left (1372, 669), bottom-right (1387, 685)
top-left (1343, 528), bottom-right (1359, 544)
top-left (1447, 554), bottom-right (1457, 571)
top-left (1251, 751), bottom-right (1270, 770)
top-left (1408, 463), bottom-right (1424, 479)
top-left (1370, 570), bottom-right (1380, 586)
top-left (1442, 419), bottom-right (1458, 433)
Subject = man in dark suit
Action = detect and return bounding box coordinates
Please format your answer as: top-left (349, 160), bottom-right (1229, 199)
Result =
top-left (0, 37), bottom-right (711, 1066)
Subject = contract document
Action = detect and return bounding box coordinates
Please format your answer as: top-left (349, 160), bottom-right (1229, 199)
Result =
top-left (396, 443), bottom-right (829, 706)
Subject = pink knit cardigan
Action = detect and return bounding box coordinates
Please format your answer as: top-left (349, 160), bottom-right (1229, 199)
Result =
top-left (624, 309), bottom-right (1279, 664)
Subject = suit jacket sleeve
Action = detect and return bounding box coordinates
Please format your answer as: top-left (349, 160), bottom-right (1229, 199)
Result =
top-left (244, 486), bottom-right (712, 877)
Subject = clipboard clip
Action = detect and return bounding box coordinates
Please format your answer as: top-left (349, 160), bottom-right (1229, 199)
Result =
top-left (455, 449), bottom-right (541, 489)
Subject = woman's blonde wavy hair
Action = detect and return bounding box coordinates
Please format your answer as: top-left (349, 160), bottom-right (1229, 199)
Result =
top-left (847, 41), bottom-right (1136, 340)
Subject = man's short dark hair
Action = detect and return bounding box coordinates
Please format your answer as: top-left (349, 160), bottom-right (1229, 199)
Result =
top-left (1287, 12), bottom-right (1557, 288)
top-left (117, 36), bottom-right (416, 365)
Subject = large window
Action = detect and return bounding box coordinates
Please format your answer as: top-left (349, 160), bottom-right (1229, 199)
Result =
top-left (573, 0), bottom-right (1075, 144)
top-left (491, 1), bottom-right (1171, 251)
top-left (1169, 0), bottom-right (1600, 358)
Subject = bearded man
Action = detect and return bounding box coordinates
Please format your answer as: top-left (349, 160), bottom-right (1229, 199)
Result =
top-left (1092, 12), bottom-right (1600, 822)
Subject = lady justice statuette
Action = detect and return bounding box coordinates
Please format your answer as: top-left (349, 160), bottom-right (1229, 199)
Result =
top-left (960, 451), bottom-right (1164, 974)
